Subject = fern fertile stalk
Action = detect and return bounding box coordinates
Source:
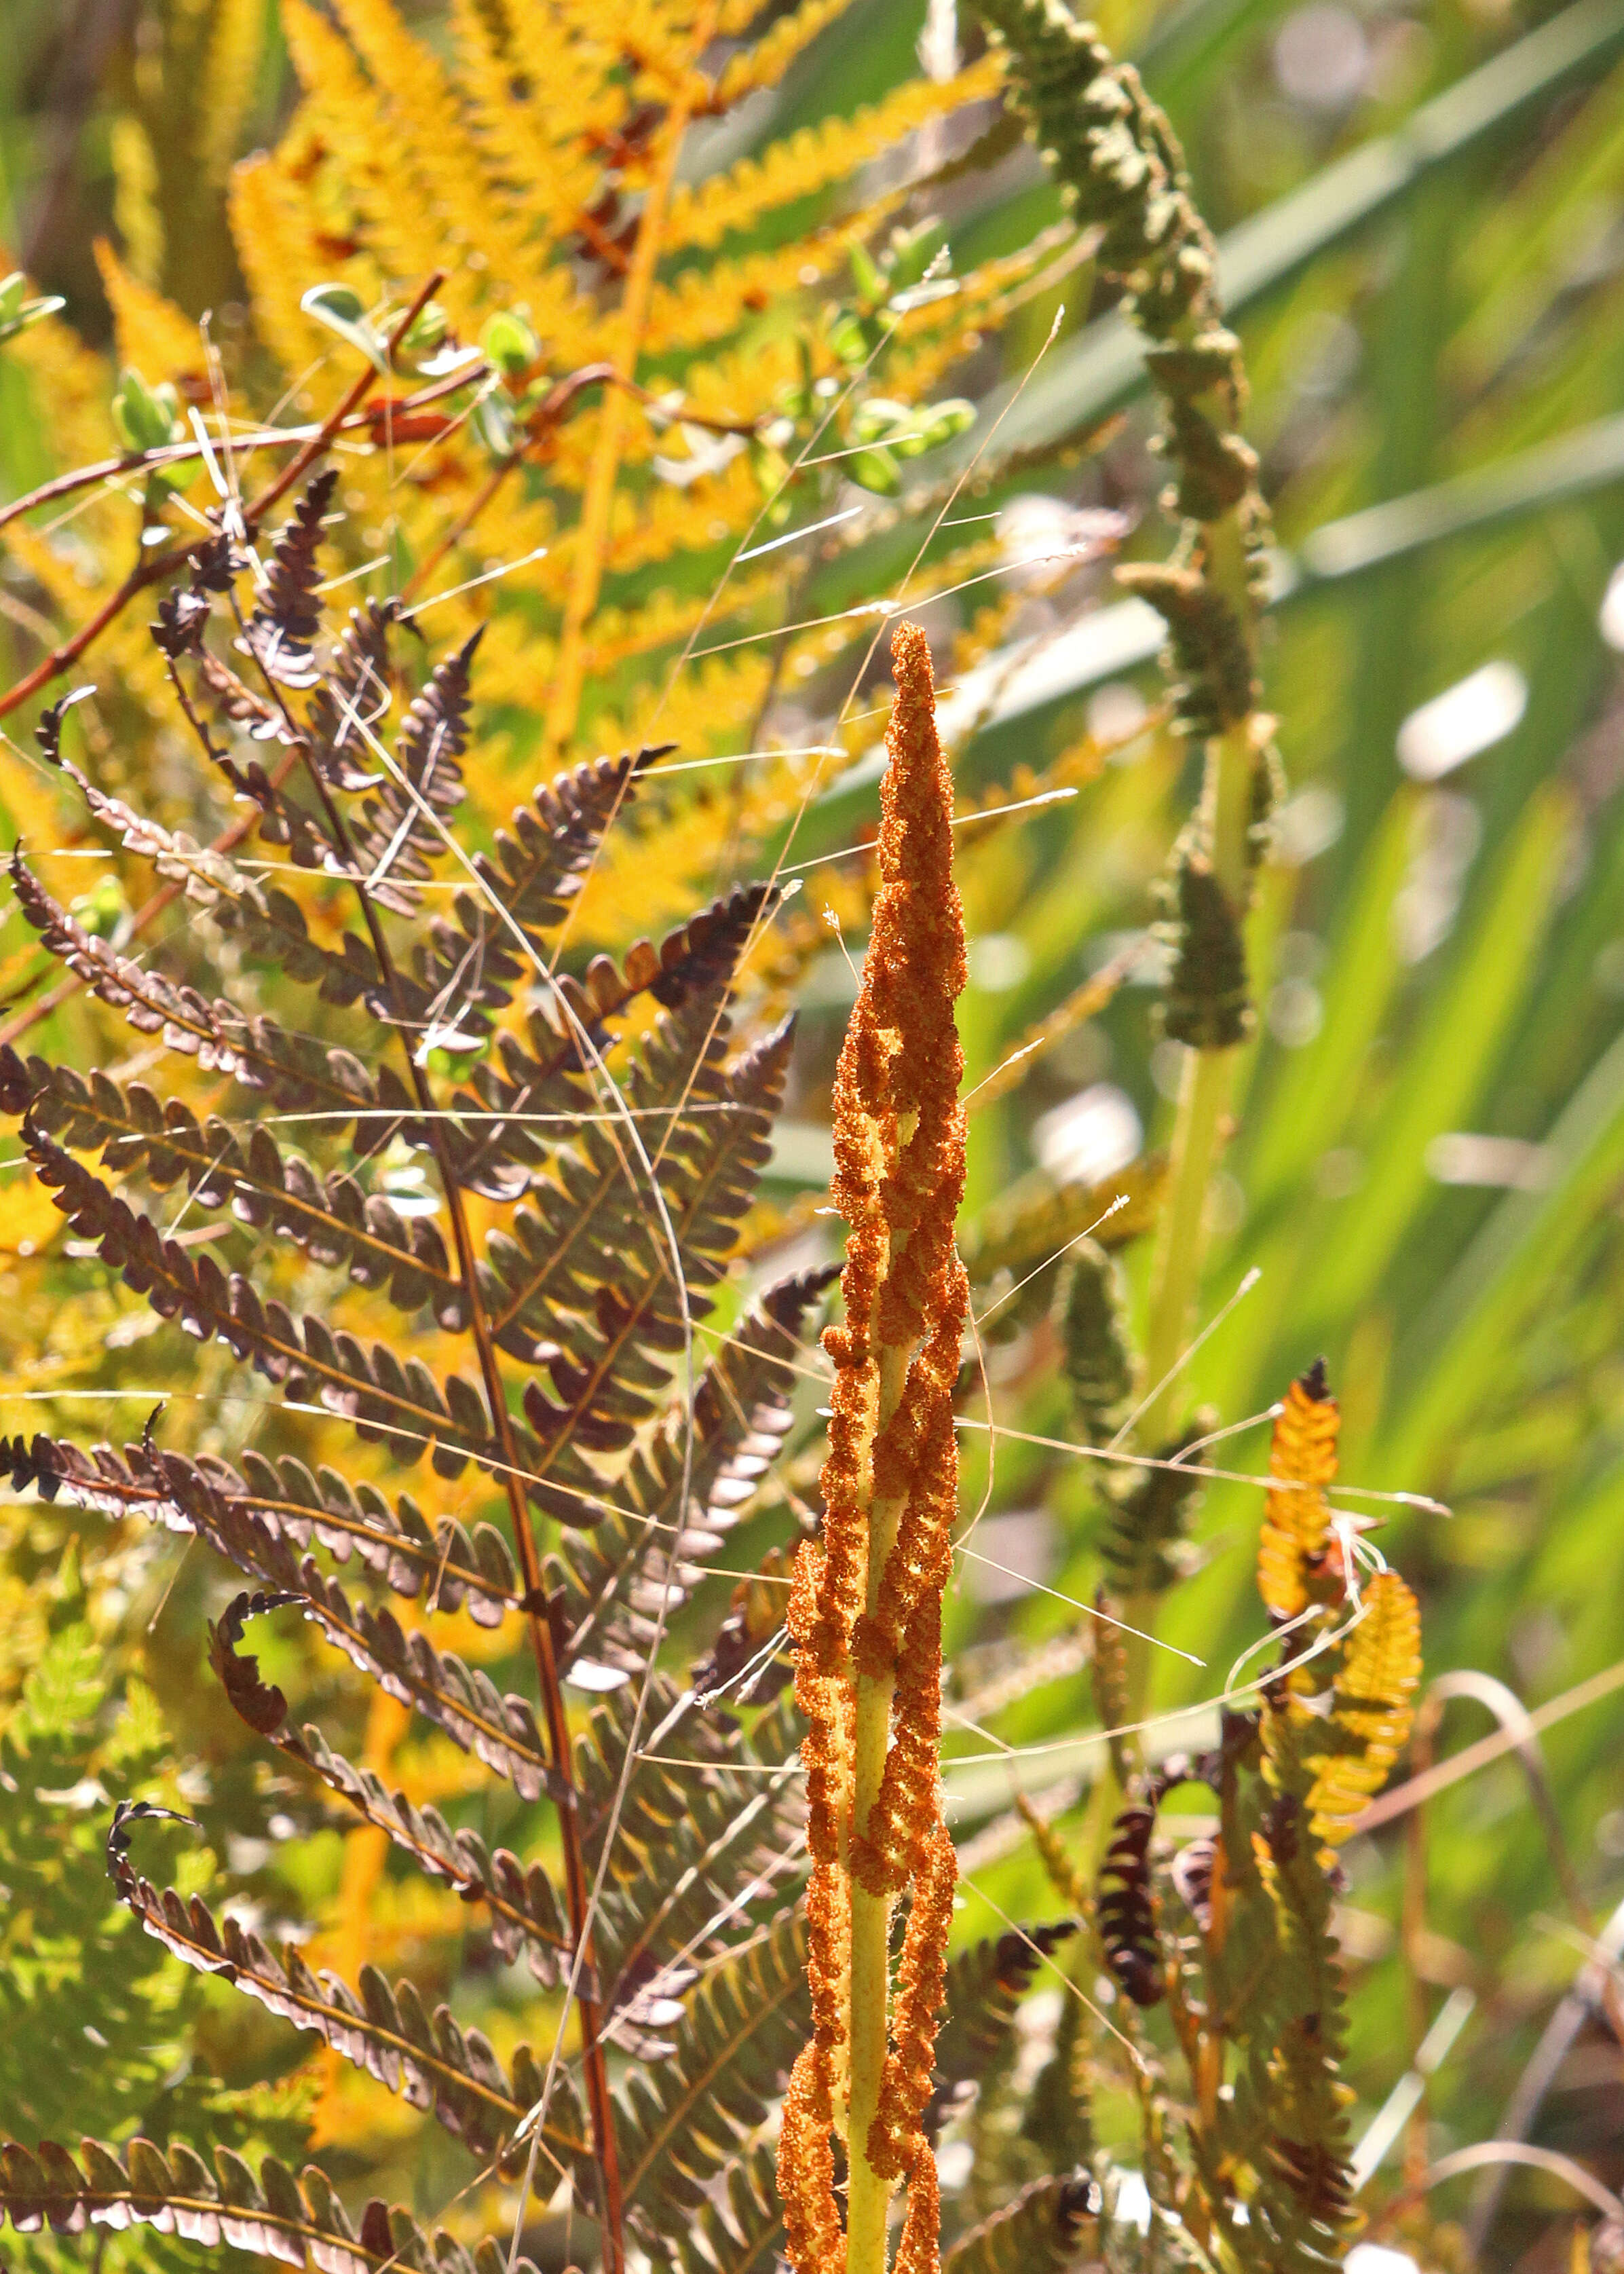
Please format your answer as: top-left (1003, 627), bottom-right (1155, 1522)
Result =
top-left (780, 623), bottom-right (967, 2274)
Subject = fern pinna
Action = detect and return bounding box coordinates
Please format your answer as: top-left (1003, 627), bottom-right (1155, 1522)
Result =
top-left (0, 483), bottom-right (827, 2274)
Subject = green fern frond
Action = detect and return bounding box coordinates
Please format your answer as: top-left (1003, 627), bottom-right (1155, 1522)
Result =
top-left (943, 2174), bottom-right (1101, 2274)
top-left (618, 1905), bottom-right (810, 2228)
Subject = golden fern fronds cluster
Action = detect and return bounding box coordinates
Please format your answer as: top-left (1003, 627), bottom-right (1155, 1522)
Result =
top-left (1, 0), bottom-right (1068, 966)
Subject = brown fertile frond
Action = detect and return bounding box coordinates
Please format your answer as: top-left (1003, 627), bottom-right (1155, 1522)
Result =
top-left (788, 620), bottom-right (968, 2274)
top-left (869, 1816), bottom-right (956, 2178)
top-left (1258, 1360), bottom-right (1339, 1622)
top-left (107, 1814), bottom-right (589, 2171)
top-left (778, 2045), bottom-right (842, 2273)
top-left (0, 2136), bottom-right (546, 2274)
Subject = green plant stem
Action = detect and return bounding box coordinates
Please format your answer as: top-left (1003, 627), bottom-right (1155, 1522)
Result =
top-left (846, 1335), bottom-right (912, 2274)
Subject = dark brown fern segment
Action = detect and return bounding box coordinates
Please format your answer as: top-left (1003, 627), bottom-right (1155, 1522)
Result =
top-left (0, 2136), bottom-right (546, 2274)
top-left (1097, 1802), bottom-right (1165, 2007)
top-left (237, 467), bottom-right (339, 688)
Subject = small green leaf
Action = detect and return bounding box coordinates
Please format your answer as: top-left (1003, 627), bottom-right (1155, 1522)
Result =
top-left (848, 241), bottom-right (885, 305)
top-left (111, 369), bottom-right (181, 455)
top-left (848, 445), bottom-right (901, 494)
top-left (480, 308), bottom-right (540, 381)
top-left (299, 282), bottom-right (387, 371)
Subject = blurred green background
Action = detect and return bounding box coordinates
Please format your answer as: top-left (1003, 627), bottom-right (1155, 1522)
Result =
top-left (3, 0), bottom-right (1624, 2267)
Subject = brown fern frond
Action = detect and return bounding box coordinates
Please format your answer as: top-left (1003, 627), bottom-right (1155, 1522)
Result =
top-left (238, 467), bottom-right (339, 688)
top-left (1098, 1802), bottom-right (1165, 2007)
top-left (343, 628), bottom-right (480, 915)
top-left (10, 859), bottom-right (410, 1141)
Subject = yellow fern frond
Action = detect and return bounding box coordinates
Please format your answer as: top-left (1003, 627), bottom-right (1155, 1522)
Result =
top-left (711, 0), bottom-right (859, 107)
top-left (452, 0), bottom-right (626, 242)
top-left (642, 212), bottom-right (895, 356)
top-left (1306, 1572), bottom-right (1422, 1842)
top-left (1258, 1364), bottom-right (1339, 1622)
top-left (229, 141), bottom-right (362, 388)
top-left (666, 52), bottom-right (1005, 254)
top-left (92, 239), bottom-right (204, 384)
top-left (199, 0), bottom-right (267, 185)
top-left (109, 114), bottom-right (165, 288)
top-left (279, 0), bottom-right (449, 298)
top-left (328, 0), bottom-right (531, 287)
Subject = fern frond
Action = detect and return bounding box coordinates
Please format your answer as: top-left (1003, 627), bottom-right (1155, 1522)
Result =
top-left (204, 1567), bottom-right (557, 1799)
top-left (1021, 1973), bottom-right (1094, 2173)
top-left (550, 1261), bottom-right (836, 1685)
top-left (574, 1681), bottom-right (803, 2011)
top-left (256, 1718), bottom-right (575, 1983)
top-left (667, 2141), bottom-right (785, 2274)
top-left (619, 1906), bottom-right (810, 2227)
top-left (23, 1138), bottom-right (499, 1478)
top-left (10, 859), bottom-right (409, 1140)
top-left (1304, 1571), bottom-right (1422, 1842)
top-left (1097, 1803), bottom-right (1163, 2007)
top-left (1056, 1238), bottom-right (1135, 1442)
top-left (107, 1810), bottom-right (588, 2168)
top-left (942, 2175), bottom-right (1101, 2274)
top-left (239, 468), bottom-right (338, 689)
top-left (492, 988), bottom-right (786, 1390)
top-left (92, 236), bottom-right (204, 379)
top-left (1258, 1362), bottom-right (1339, 1623)
top-left (959, 1157), bottom-right (1163, 1287)
top-left (5, 1058), bottom-right (464, 1328)
top-left (442, 880), bottom-right (775, 1198)
top-left (0, 1429), bottom-right (521, 1626)
top-left (665, 56), bottom-right (1004, 253)
top-left (0, 2136), bottom-right (546, 2273)
top-left (709, 0), bottom-right (858, 105)
top-left (40, 756), bottom-right (385, 1005)
top-left (929, 1924), bottom-right (1076, 2129)
top-left (341, 629), bottom-right (480, 916)
top-left (394, 743), bottom-right (663, 1038)
top-left (1097, 1415), bottom-right (1211, 1601)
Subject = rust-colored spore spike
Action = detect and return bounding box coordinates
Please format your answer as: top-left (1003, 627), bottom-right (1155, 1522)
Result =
top-left (779, 621), bottom-right (966, 2274)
